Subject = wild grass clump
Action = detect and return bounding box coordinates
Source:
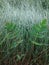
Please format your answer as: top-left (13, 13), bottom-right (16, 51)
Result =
top-left (0, 19), bottom-right (49, 65)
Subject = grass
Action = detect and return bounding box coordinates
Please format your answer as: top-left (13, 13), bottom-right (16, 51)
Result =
top-left (0, 19), bottom-right (49, 65)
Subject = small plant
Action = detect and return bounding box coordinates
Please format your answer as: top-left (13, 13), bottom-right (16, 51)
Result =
top-left (30, 19), bottom-right (47, 43)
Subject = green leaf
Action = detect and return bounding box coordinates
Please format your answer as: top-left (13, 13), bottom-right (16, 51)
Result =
top-left (31, 40), bottom-right (49, 46)
top-left (5, 22), bottom-right (16, 32)
top-left (40, 19), bottom-right (47, 27)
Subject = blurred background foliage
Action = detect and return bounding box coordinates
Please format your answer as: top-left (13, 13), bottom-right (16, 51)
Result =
top-left (0, 0), bottom-right (49, 65)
